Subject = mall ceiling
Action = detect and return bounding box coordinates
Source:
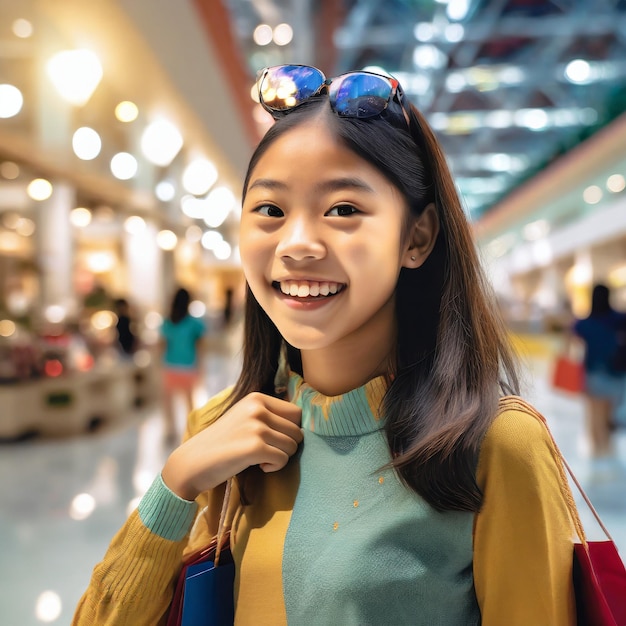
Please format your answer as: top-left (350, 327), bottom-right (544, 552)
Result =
top-left (224, 0), bottom-right (626, 222)
top-left (0, 0), bottom-right (625, 244)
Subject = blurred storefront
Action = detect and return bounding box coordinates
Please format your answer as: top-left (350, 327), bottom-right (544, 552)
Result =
top-left (0, 0), bottom-right (250, 439)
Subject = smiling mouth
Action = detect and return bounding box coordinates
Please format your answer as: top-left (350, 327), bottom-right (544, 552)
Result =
top-left (272, 280), bottom-right (346, 298)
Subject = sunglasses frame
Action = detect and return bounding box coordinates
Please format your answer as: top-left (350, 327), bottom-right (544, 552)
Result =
top-left (257, 64), bottom-right (409, 126)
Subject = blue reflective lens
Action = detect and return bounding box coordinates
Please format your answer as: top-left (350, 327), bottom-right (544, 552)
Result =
top-left (260, 65), bottom-right (325, 111)
top-left (328, 74), bottom-right (393, 118)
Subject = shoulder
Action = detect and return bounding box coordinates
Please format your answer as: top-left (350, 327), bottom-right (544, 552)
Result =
top-left (183, 314), bottom-right (205, 330)
top-left (477, 397), bottom-right (557, 483)
top-left (484, 398), bottom-right (548, 447)
top-left (186, 385), bottom-right (235, 438)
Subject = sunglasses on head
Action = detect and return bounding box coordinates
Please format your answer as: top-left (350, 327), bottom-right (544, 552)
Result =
top-left (257, 64), bottom-right (409, 126)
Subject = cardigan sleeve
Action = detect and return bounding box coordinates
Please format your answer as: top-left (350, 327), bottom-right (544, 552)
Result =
top-left (71, 476), bottom-right (197, 626)
top-left (71, 386), bottom-right (235, 626)
top-left (472, 403), bottom-right (577, 626)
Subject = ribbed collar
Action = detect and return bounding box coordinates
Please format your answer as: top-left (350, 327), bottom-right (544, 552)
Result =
top-left (287, 372), bottom-right (388, 436)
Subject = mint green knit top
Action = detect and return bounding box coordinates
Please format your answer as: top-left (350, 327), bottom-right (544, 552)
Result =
top-left (73, 373), bottom-right (576, 626)
top-left (280, 372), bottom-right (480, 625)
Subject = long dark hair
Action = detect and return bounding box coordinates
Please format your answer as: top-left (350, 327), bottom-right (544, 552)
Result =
top-left (222, 97), bottom-right (519, 512)
top-left (589, 284), bottom-right (612, 317)
top-left (169, 287), bottom-right (191, 324)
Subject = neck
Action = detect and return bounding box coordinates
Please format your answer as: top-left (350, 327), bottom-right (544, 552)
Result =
top-left (300, 330), bottom-right (395, 397)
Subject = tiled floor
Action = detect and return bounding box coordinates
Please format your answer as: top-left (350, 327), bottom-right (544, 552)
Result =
top-left (1, 332), bottom-right (624, 625)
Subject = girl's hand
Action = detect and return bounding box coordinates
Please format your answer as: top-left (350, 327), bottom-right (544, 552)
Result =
top-left (161, 392), bottom-right (303, 501)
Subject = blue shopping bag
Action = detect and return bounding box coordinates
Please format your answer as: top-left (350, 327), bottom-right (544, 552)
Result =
top-left (180, 554), bottom-right (235, 626)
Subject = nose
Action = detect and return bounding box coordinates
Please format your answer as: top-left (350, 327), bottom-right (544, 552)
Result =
top-left (275, 215), bottom-right (326, 262)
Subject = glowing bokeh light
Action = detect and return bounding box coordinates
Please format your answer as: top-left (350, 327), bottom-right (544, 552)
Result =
top-left (27, 178), bottom-right (53, 201)
top-left (115, 100), bottom-right (139, 122)
top-left (72, 126), bottom-right (102, 160)
top-left (46, 49), bottom-right (103, 106)
top-left (0, 84), bottom-right (23, 118)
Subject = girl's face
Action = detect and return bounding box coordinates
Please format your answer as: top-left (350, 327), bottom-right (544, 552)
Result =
top-left (240, 119), bottom-right (414, 363)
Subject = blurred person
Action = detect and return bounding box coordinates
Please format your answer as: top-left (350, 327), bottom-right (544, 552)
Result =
top-left (160, 287), bottom-right (207, 442)
top-left (573, 283), bottom-right (626, 466)
top-left (113, 298), bottom-right (137, 357)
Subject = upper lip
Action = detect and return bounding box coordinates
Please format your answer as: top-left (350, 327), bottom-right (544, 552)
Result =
top-left (273, 276), bottom-right (344, 284)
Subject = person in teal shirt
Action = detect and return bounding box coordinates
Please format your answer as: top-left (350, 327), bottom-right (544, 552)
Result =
top-left (160, 287), bottom-right (207, 442)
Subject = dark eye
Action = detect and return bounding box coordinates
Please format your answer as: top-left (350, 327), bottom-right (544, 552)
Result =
top-left (256, 204), bottom-right (284, 217)
top-left (327, 204), bottom-right (359, 216)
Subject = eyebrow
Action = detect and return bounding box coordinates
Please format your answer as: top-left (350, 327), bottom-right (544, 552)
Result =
top-left (247, 176), bottom-right (375, 194)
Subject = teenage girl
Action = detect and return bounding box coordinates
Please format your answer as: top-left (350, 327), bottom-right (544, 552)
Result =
top-left (74, 64), bottom-right (576, 625)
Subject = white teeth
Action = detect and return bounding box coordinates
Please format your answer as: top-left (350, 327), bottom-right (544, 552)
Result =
top-left (278, 280), bottom-right (343, 298)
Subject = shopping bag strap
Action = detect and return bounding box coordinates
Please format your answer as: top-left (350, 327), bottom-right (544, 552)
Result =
top-left (497, 396), bottom-right (616, 548)
top-left (214, 478), bottom-right (232, 567)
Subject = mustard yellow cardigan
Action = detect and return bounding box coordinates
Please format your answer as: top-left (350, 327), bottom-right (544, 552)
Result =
top-left (72, 387), bottom-right (577, 625)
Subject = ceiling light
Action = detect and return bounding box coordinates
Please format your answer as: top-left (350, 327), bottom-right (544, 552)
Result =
top-left (86, 252), bottom-right (116, 273)
top-left (0, 84), bottom-right (23, 118)
top-left (27, 178), bottom-right (53, 201)
top-left (182, 158), bottom-right (217, 195)
top-left (514, 108), bottom-right (548, 130)
top-left (201, 230), bottom-right (223, 250)
top-left (140, 119), bottom-right (183, 167)
top-left (181, 195), bottom-right (207, 219)
top-left (253, 24), bottom-right (273, 46)
top-left (607, 174), bottom-right (625, 193)
top-left (445, 72), bottom-right (466, 93)
top-left (413, 45), bottom-right (447, 70)
top-left (72, 127), bottom-right (102, 160)
top-left (583, 185), bottom-right (602, 204)
top-left (565, 59), bottom-right (591, 84)
top-left (204, 186), bottom-right (236, 228)
top-left (46, 49), bottom-right (103, 106)
top-left (213, 240), bottom-right (232, 260)
top-left (155, 180), bottom-right (176, 202)
top-left (124, 216), bottom-right (146, 234)
top-left (12, 18), bottom-right (33, 38)
top-left (447, 0), bottom-right (470, 21)
top-left (273, 23), bottom-right (293, 46)
top-left (70, 207), bottom-right (92, 227)
top-left (110, 152), bottom-right (138, 180)
top-left (157, 229), bottom-right (177, 251)
top-left (414, 23), bottom-right (436, 42)
top-left (483, 110), bottom-right (513, 128)
top-left (444, 24), bottom-right (464, 42)
top-left (115, 101), bottom-right (139, 122)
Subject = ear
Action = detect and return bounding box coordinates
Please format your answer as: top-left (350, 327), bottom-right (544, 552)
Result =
top-left (402, 203), bottom-right (439, 269)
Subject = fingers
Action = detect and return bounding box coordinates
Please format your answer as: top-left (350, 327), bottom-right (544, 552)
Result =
top-left (252, 393), bottom-right (303, 427)
top-left (163, 392), bottom-right (303, 499)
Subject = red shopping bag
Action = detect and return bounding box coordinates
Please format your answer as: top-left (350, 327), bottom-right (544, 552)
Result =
top-left (552, 356), bottom-right (585, 393)
top-left (574, 540), bottom-right (626, 626)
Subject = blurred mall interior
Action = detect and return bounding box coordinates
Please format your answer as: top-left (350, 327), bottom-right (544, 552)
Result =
top-left (1, 0), bottom-right (626, 624)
